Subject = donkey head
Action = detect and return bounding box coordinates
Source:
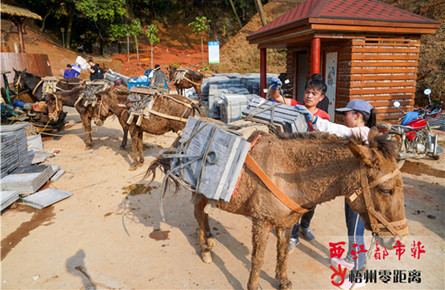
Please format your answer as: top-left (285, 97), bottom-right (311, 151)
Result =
top-left (95, 91), bottom-right (115, 123)
top-left (46, 93), bottom-right (63, 122)
top-left (12, 68), bottom-right (27, 91)
top-left (167, 65), bottom-right (177, 81)
top-left (347, 131), bottom-right (407, 249)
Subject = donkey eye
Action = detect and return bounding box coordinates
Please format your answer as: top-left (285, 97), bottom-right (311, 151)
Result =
top-left (380, 189), bottom-right (393, 195)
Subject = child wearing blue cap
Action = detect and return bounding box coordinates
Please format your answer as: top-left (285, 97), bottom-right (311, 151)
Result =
top-left (296, 99), bottom-right (376, 289)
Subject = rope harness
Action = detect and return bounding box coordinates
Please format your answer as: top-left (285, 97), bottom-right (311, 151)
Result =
top-left (173, 68), bottom-right (201, 86)
top-left (347, 164), bottom-right (408, 237)
top-left (125, 86), bottom-right (192, 126)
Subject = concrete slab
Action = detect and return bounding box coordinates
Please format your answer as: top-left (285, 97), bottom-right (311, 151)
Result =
top-left (21, 188), bottom-right (72, 209)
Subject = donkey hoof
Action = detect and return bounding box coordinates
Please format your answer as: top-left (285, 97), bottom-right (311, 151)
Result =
top-left (206, 236), bottom-right (217, 248)
top-left (201, 250), bottom-right (212, 264)
top-left (279, 280), bottom-right (292, 290)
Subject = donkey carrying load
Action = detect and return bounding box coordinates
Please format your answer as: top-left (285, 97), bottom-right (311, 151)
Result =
top-left (97, 86), bottom-right (204, 170)
top-left (167, 66), bottom-right (204, 104)
top-left (144, 119), bottom-right (408, 290)
top-left (46, 80), bottom-right (129, 149)
top-left (11, 69), bottom-right (83, 130)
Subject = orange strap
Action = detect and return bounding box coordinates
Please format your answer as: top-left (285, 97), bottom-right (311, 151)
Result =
top-left (244, 153), bottom-right (311, 214)
top-left (232, 134), bottom-right (262, 198)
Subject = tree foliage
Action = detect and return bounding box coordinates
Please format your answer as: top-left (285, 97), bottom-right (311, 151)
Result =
top-left (75, 0), bottom-right (126, 22)
top-left (146, 24), bottom-right (160, 68)
top-left (189, 16), bottom-right (211, 64)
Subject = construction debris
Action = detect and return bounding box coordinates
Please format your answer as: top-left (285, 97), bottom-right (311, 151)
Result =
top-left (1, 190), bottom-right (19, 211)
top-left (0, 164), bottom-right (53, 195)
top-left (21, 188), bottom-right (72, 209)
top-left (0, 123), bottom-right (31, 177)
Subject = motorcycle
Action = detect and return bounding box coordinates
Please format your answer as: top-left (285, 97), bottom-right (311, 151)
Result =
top-left (381, 89), bottom-right (443, 160)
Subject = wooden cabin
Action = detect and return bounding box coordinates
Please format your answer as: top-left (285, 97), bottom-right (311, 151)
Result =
top-left (247, 0), bottom-right (440, 121)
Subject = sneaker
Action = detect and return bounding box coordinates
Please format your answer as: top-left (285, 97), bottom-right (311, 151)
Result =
top-left (331, 257), bottom-right (354, 271)
top-left (339, 277), bottom-right (366, 289)
top-left (289, 237), bottom-right (300, 253)
top-left (301, 226), bottom-right (315, 240)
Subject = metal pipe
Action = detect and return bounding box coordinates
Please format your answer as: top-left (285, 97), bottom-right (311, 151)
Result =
top-left (260, 48), bottom-right (266, 98)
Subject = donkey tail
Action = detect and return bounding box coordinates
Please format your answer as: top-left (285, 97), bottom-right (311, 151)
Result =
top-left (192, 103), bottom-right (206, 117)
top-left (142, 155), bottom-right (181, 196)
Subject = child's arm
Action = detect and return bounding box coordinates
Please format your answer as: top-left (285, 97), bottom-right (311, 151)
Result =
top-left (313, 118), bottom-right (370, 143)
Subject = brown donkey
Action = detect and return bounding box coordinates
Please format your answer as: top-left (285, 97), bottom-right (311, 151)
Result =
top-left (145, 130), bottom-right (408, 289)
top-left (97, 89), bottom-right (204, 170)
top-left (46, 86), bottom-right (129, 149)
top-left (167, 66), bottom-right (204, 104)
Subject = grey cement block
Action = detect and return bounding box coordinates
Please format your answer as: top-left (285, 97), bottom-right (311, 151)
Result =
top-left (22, 188), bottom-right (72, 209)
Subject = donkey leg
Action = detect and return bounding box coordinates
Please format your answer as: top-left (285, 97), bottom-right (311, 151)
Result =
top-left (204, 213), bottom-right (217, 248)
top-left (275, 227), bottom-right (292, 289)
top-left (129, 126), bottom-right (140, 171)
top-left (119, 118), bottom-right (129, 149)
top-left (194, 85), bottom-right (202, 104)
top-left (248, 220), bottom-right (271, 290)
top-left (78, 107), bottom-right (93, 149)
top-left (137, 130), bottom-right (144, 167)
top-left (194, 197), bottom-right (213, 264)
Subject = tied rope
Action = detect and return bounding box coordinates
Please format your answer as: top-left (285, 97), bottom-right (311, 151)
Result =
top-left (245, 100), bottom-right (281, 128)
top-left (155, 119), bottom-right (262, 221)
top-left (157, 121), bottom-right (218, 222)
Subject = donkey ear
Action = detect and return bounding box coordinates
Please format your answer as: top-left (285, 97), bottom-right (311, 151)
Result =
top-left (368, 127), bottom-right (379, 141)
top-left (348, 140), bottom-right (374, 167)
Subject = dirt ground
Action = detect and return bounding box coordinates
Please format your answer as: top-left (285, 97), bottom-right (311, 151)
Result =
top-left (1, 107), bottom-right (444, 289)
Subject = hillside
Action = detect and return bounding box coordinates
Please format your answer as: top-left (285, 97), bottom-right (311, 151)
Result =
top-left (216, 0), bottom-right (445, 102)
top-left (2, 0), bottom-right (443, 102)
top-left (216, 0), bottom-right (304, 74)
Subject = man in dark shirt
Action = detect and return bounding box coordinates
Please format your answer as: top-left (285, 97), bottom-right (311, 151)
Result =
top-left (88, 59), bottom-right (105, 81)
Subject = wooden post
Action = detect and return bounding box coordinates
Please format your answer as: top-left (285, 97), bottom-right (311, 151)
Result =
top-left (16, 18), bottom-right (25, 53)
top-left (311, 38), bottom-right (321, 74)
top-left (260, 48), bottom-right (266, 98)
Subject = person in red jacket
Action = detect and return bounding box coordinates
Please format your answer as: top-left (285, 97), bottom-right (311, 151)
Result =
top-left (269, 75), bottom-right (330, 251)
top-left (270, 76), bottom-right (330, 121)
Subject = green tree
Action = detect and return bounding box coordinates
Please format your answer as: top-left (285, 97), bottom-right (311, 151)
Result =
top-left (146, 24), bottom-right (160, 68)
top-left (188, 16), bottom-right (211, 64)
top-left (130, 19), bottom-right (142, 65)
top-left (108, 23), bottom-right (131, 62)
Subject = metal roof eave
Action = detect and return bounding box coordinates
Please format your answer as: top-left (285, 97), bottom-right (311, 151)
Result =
top-left (247, 17), bottom-right (440, 45)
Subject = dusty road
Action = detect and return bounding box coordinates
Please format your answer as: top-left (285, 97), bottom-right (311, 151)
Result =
top-left (1, 108), bottom-right (444, 289)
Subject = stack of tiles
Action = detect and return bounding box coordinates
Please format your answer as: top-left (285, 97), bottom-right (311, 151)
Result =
top-left (0, 164), bottom-right (53, 195)
top-left (242, 99), bottom-right (310, 133)
top-left (1, 132), bottom-right (19, 177)
top-left (171, 117), bottom-right (250, 202)
top-left (1, 190), bottom-right (19, 211)
top-left (220, 94), bottom-right (261, 124)
top-left (22, 188), bottom-right (72, 209)
top-left (0, 124), bottom-right (31, 177)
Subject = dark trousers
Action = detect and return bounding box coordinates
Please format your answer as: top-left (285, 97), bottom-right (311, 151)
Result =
top-left (291, 207), bottom-right (316, 239)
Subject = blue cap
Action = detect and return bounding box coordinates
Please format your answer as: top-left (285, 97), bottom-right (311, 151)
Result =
top-left (336, 99), bottom-right (373, 114)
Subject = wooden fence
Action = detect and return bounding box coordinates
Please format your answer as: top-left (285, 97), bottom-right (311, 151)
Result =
top-left (1, 53), bottom-right (53, 86)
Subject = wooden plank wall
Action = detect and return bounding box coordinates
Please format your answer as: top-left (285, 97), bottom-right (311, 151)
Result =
top-left (0, 53), bottom-right (53, 86)
top-left (286, 49), bottom-right (297, 97)
top-left (337, 37), bottom-right (420, 121)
